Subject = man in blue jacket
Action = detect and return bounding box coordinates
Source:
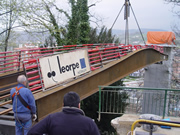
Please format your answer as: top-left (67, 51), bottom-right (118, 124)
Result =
top-left (10, 75), bottom-right (37, 135)
top-left (28, 91), bottom-right (100, 135)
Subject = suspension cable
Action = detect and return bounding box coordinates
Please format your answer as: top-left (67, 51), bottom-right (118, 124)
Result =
top-left (130, 4), bottom-right (146, 45)
top-left (102, 4), bottom-right (124, 44)
top-left (103, 0), bottom-right (146, 45)
top-left (110, 4), bottom-right (124, 30)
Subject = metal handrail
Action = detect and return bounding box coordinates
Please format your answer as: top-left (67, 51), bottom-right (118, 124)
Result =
top-left (0, 44), bottom-right (164, 74)
top-left (130, 119), bottom-right (180, 135)
top-left (98, 86), bottom-right (180, 120)
top-left (99, 86), bottom-right (180, 92)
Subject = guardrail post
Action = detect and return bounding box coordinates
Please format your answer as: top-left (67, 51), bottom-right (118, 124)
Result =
top-left (99, 49), bottom-right (103, 67)
top-left (98, 86), bottom-right (101, 121)
top-left (18, 50), bottom-right (21, 71)
top-left (37, 58), bottom-right (44, 91)
top-left (163, 90), bottom-right (168, 119)
top-left (118, 46), bottom-right (121, 58)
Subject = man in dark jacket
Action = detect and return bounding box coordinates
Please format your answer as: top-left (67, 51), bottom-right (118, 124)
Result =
top-left (28, 91), bottom-right (100, 135)
top-left (10, 75), bottom-right (37, 135)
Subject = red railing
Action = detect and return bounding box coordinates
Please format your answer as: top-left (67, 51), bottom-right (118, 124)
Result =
top-left (0, 44), bottom-right (164, 74)
top-left (0, 51), bottom-right (20, 73)
top-left (23, 58), bottom-right (43, 91)
top-left (15, 44), bottom-right (164, 92)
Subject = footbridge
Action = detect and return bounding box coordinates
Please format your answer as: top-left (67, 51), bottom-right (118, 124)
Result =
top-left (0, 44), bottom-right (168, 124)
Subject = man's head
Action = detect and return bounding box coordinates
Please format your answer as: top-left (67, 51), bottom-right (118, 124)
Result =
top-left (17, 75), bottom-right (27, 86)
top-left (63, 92), bottom-right (80, 108)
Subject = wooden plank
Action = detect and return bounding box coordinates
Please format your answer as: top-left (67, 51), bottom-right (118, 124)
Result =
top-left (0, 94), bottom-right (10, 100)
top-left (0, 82), bottom-right (17, 90)
top-left (0, 103), bottom-right (12, 108)
top-left (0, 82), bottom-right (17, 96)
top-left (0, 88), bottom-right (11, 95)
top-left (0, 100), bottom-right (12, 107)
top-left (0, 108), bottom-right (13, 115)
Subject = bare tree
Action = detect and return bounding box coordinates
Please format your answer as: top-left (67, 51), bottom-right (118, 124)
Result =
top-left (165, 0), bottom-right (180, 44)
top-left (0, 0), bottom-right (26, 51)
top-left (19, 0), bottom-right (69, 46)
top-left (165, 0), bottom-right (180, 6)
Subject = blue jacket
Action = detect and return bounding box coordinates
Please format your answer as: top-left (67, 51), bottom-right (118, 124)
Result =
top-left (10, 83), bottom-right (36, 115)
top-left (28, 107), bottom-right (100, 135)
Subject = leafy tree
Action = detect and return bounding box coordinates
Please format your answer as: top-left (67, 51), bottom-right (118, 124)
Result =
top-left (89, 26), bottom-right (120, 44)
top-left (66, 0), bottom-right (90, 44)
top-left (78, 0), bottom-right (90, 44)
top-left (66, 0), bottom-right (80, 44)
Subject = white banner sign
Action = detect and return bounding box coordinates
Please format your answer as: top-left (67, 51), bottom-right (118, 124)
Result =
top-left (39, 49), bottom-right (90, 90)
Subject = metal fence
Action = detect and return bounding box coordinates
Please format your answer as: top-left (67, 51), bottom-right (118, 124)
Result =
top-left (98, 86), bottom-right (180, 120)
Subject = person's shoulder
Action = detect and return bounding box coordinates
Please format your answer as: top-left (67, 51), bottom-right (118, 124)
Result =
top-left (21, 87), bottom-right (33, 95)
top-left (49, 111), bottom-right (62, 117)
top-left (81, 115), bottom-right (96, 123)
top-left (22, 87), bottom-right (32, 92)
top-left (10, 87), bottom-right (16, 94)
top-left (10, 87), bottom-right (15, 91)
top-left (23, 87), bottom-right (30, 90)
top-left (44, 112), bottom-right (62, 120)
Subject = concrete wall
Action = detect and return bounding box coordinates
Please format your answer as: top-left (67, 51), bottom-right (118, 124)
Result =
top-left (143, 46), bottom-right (175, 115)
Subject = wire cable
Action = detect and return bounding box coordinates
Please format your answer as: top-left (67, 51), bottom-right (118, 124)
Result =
top-left (110, 4), bottom-right (124, 30)
top-left (102, 4), bottom-right (124, 44)
top-left (130, 4), bottom-right (146, 45)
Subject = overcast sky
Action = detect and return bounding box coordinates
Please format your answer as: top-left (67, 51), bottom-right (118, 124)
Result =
top-left (87, 0), bottom-right (178, 31)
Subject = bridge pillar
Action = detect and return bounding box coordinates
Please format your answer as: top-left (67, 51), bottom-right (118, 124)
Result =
top-left (143, 45), bottom-right (176, 115)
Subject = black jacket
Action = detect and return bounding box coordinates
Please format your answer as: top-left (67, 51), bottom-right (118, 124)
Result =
top-left (28, 107), bottom-right (100, 135)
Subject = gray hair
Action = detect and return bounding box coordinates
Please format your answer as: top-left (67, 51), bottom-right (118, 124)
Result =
top-left (17, 75), bottom-right (27, 84)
